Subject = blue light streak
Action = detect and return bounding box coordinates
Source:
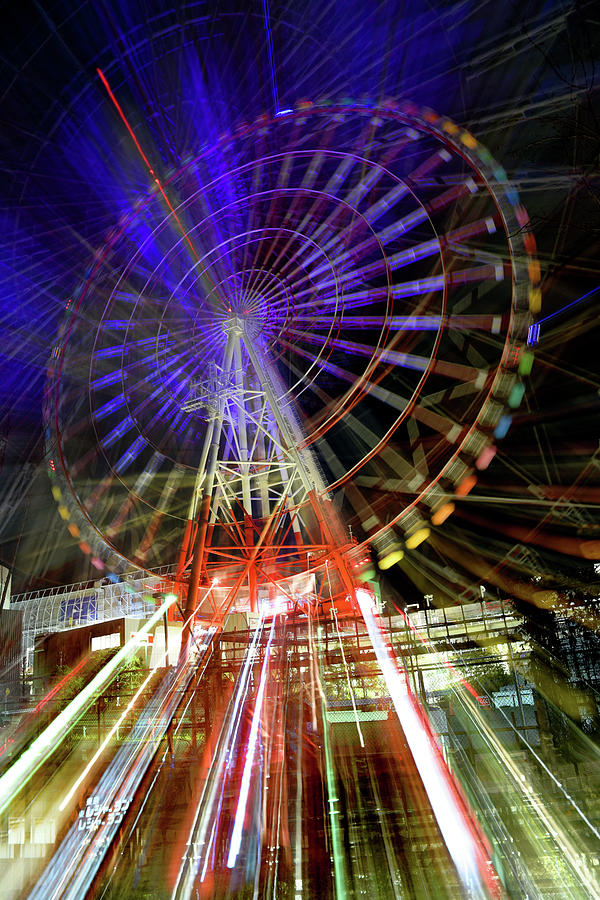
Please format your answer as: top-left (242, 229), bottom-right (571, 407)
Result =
top-left (262, 0), bottom-right (280, 115)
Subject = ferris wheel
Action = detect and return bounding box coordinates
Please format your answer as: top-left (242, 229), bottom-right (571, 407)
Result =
top-left (46, 97), bottom-right (539, 611)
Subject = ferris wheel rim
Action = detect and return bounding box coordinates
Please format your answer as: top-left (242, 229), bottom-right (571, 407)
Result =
top-left (47, 97), bottom-right (540, 576)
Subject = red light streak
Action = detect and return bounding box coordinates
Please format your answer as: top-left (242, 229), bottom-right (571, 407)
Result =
top-left (34, 656), bottom-right (88, 714)
top-left (358, 595), bottom-right (500, 898)
top-left (96, 68), bottom-right (202, 267)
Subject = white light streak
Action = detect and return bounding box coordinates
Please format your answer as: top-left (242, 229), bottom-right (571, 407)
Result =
top-left (0, 592), bottom-right (179, 816)
top-left (227, 615), bottom-right (277, 868)
top-left (356, 589), bottom-right (492, 898)
top-left (58, 652), bottom-right (166, 812)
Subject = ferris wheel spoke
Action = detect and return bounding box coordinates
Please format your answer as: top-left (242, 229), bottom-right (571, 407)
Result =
top-left (362, 181), bottom-right (410, 226)
top-left (311, 222), bottom-right (467, 292)
top-left (90, 347), bottom-right (186, 390)
top-left (373, 206), bottom-right (429, 246)
top-left (300, 150), bottom-right (330, 190)
top-left (98, 317), bottom-right (151, 330)
top-left (285, 338), bottom-right (465, 453)
top-left (111, 288), bottom-right (156, 305)
top-left (68, 442), bottom-right (103, 480)
top-left (386, 216), bottom-right (498, 272)
top-left (364, 179), bottom-right (479, 254)
top-left (101, 414), bottom-right (139, 450)
top-left (343, 163), bottom-right (389, 209)
top-left (321, 155), bottom-right (357, 201)
top-left (249, 263), bottom-right (317, 318)
top-left (285, 353), bottom-right (349, 404)
top-left (171, 410), bottom-right (194, 437)
top-left (111, 435), bottom-right (148, 474)
top-left (93, 383), bottom-right (154, 428)
top-left (290, 313), bottom-right (505, 333)
top-left (136, 464), bottom-right (187, 561)
top-left (304, 252), bottom-right (386, 293)
top-left (141, 400), bottom-right (185, 441)
top-left (94, 336), bottom-right (158, 358)
top-left (267, 150), bottom-right (331, 242)
top-left (292, 287), bottom-right (391, 316)
top-left (305, 135), bottom-right (404, 237)
top-left (291, 314), bottom-right (393, 329)
top-left (407, 145), bottom-right (454, 181)
top-left (300, 216), bottom-right (372, 280)
top-left (300, 210), bottom-right (374, 277)
top-left (244, 251), bottom-right (294, 303)
top-left (387, 263), bottom-right (503, 301)
top-left (150, 353), bottom-right (196, 393)
top-left (84, 470), bottom-right (117, 514)
top-left (315, 434), bottom-right (350, 482)
top-left (424, 177), bottom-right (480, 215)
top-left (96, 387), bottom-right (167, 455)
top-left (408, 400), bottom-right (463, 441)
top-left (238, 169), bottom-right (272, 278)
top-left (260, 238), bottom-right (325, 303)
top-left (285, 325), bottom-right (487, 385)
top-left (295, 175), bottom-right (361, 269)
top-left (281, 338), bottom-right (412, 430)
top-left (337, 408), bottom-right (428, 488)
top-left (263, 198), bottom-right (334, 280)
top-left (89, 368), bottom-right (125, 391)
top-left (308, 154), bottom-right (458, 276)
top-left (122, 450), bottom-right (165, 500)
top-left (245, 210), bottom-right (337, 301)
top-left (446, 262), bottom-right (505, 286)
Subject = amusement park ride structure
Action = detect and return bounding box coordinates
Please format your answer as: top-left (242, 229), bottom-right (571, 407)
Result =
top-left (46, 92), bottom-right (539, 648)
top-left (3, 0), bottom-right (600, 893)
top-left (14, 89), bottom-right (545, 899)
top-left (175, 306), bottom-right (362, 649)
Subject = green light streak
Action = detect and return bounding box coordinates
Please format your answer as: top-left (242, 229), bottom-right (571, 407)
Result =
top-left (0, 592), bottom-right (178, 815)
top-left (318, 627), bottom-right (348, 900)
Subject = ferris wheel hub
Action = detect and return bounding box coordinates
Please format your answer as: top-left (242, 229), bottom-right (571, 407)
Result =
top-left (223, 314), bottom-right (243, 336)
top-left (222, 299), bottom-right (269, 340)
